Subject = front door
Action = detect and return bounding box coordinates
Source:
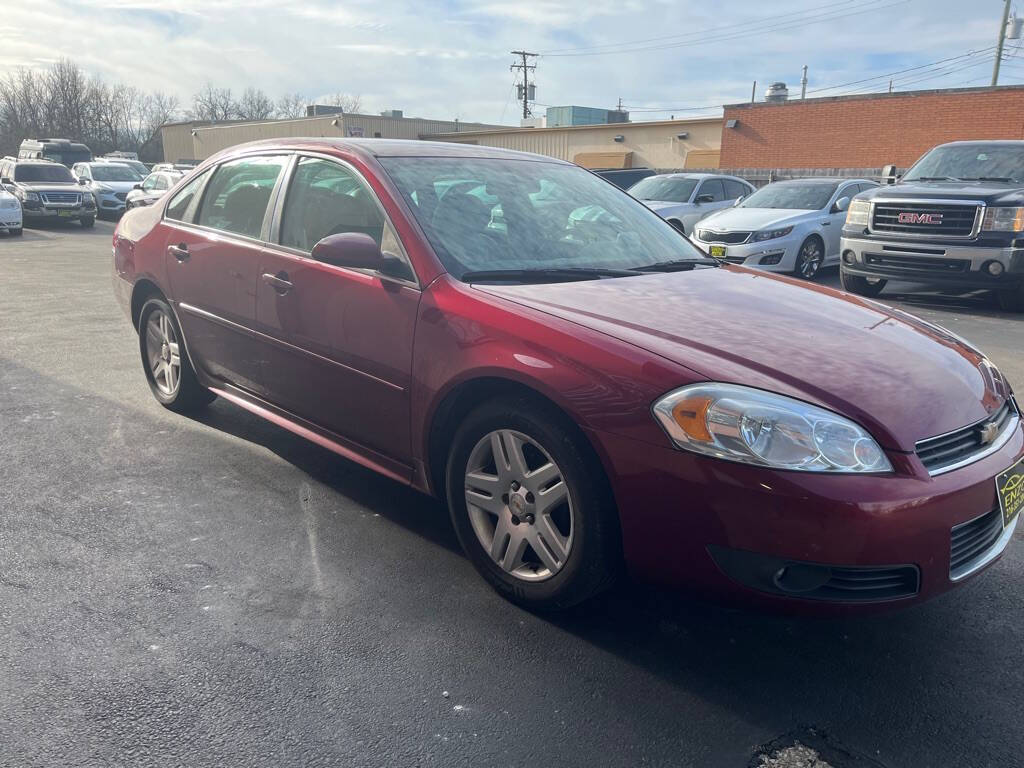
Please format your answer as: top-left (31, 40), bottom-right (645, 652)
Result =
top-left (163, 155), bottom-right (288, 396)
top-left (254, 155), bottom-right (420, 466)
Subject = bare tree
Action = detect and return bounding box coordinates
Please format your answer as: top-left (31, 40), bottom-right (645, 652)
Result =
top-left (325, 92), bottom-right (362, 113)
top-left (191, 82), bottom-right (237, 121)
top-left (275, 92), bottom-right (307, 119)
top-left (237, 87), bottom-right (275, 121)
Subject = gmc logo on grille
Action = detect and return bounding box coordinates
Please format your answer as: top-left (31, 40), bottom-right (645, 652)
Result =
top-left (897, 212), bottom-right (943, 225)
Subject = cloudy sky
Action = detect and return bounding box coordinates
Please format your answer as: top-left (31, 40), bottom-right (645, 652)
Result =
top-left (1, 0), bottom-right (1019, 124)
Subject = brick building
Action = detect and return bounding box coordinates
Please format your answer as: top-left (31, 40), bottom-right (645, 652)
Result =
top-left (719, 85), bottom-right (1024, 169)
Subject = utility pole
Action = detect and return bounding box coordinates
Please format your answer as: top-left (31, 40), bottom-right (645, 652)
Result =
top-left (510, 50), bottom-right (538, 119)
top-left (800, 65), bottom-right (808, 99)
top-left (993, 0), bottom-right (1012, 85)
top-left (751, 80), bottom-right (757, 103)
top-left (889, 79), bottom-right (894, 93)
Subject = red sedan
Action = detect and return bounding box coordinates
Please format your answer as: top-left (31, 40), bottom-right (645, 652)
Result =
top-left (112, 139), bottom-right (1024, 611)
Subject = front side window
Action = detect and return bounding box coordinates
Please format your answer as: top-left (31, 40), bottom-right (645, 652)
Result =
top-left (280, 157), bottom-right (385, 251)
top-left (197, 155), bottom-right (287, 239)
top-left (153, 175), bottom-right (170, 191)
top-left (165, 169), bottom-right (211, 222)
top-left (379, 156), bottom-right (709, 279)
top-left (627, 176), bottom-right (698, 203)
top-left (740, 182), bottom-right (839, 211)
top-left (697, 179), bottom-right (726, 202)
top-left (142, 175), bottom-right (157, 191)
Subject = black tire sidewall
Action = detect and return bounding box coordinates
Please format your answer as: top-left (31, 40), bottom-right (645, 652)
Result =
top-left (841, 268), bottom-right (886, 297)
top-left (138, 297), bottom-right (213, 411)
top-left (795, 236), bottom-right (823, 279)
top-left (445, 397), bottom-right (619, 610)
top-left (80, 216), bottom-right (94, 228)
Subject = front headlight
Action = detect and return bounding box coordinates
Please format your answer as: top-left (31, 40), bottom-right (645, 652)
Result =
top-left (751, 226), bottom-right (794, 242)
top-left (845, 199), bottom-right (871, 227)
top-left (981, 207), bottom-right (1024, 232)
top-left (95, 184), bottom-right (115, 193)
top-left (16, 189), bottom-right (39, 202)
top-left (652, 383), bottom-right (892, 473)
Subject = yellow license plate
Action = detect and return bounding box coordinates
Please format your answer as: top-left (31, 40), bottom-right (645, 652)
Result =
top-left (709, 245), bottom-right (726, 258)
top-left (57, 210), bottom-right (77, 217)
top-left (996, 456), bottom-right (1024, 528)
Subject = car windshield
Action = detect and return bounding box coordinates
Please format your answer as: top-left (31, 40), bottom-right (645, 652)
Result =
top-left (379, 157), bottom-right (709, 280)
top-left (627, 176), bottom-right (699, 203)
top-left (903, 144), bottom-right (1024, 182)
top-left (92, 165), bottom-right (142, 181)
top-left (739, 182), bottom-right (838, 210)
top-left (14, 164), bottom-right (74, 183)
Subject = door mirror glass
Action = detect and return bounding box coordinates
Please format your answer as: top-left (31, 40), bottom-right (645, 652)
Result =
top-left (133, 183), bottom-right (142, 190)
top-left (832, 196), bottom-right (850, 213)
top-left (78, 177), bottom-right (90, 185)
top-left (695, 194), bottom-right (714, 204)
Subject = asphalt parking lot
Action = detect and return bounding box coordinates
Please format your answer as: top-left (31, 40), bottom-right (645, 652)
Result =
top-left (1, 220), bottom-right (1022, 768)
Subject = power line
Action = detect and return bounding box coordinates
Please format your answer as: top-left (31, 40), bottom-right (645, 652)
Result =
top-left (541, 0), bottom-right (910, 58)
top-left (807, 46), bottom-right (997, 94)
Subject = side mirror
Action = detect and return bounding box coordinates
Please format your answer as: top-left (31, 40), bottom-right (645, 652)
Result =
top-left (311, 232), bottom-right (412, 280)
top-left (733, 195), bottom-right (745, 207)
top-left (831, 196), bottom-right (850, 213)
top-left (78, 177), bottom-right (89, 185)
top-left (0, 177), bottom-right (11, 185)
top-left (695, 194), bottom-right (715, 204)
top-left (133, 184), bottom-right (142, 190)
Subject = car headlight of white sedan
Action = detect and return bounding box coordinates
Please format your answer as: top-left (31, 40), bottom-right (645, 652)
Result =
top-left (653, 383), bottom-right (892, 473)
top-left (750, 226), bottom-right (794, 242)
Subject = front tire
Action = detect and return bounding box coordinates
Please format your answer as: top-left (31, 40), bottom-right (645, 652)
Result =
top-left (794, 236), bottom-right (824, 280)
top-left (80, 216), bottom-right (95, 228)
top-left (840, 269), bottom-right (887, 297)
top-left (997, 283), bottom-right (1024, 312)
top-left (138, 297), bottom-right (215, 413)
top-left (668, 219), bottom-right (686, 234)
top-left (446, 396), bottom-right (621, 610)
top-left (9, 227), bottom-right (22, 236)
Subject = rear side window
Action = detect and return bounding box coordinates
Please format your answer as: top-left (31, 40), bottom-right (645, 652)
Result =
top-left (165, 169), bottom-right (211, 222)
top-left (280, 157), bottom-right (385, 251)
top-left (197, 156), bottom-right (288, 239)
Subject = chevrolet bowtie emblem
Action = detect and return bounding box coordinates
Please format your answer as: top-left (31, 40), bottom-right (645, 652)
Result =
top-left (979, 421), bottom-right (1000, 445)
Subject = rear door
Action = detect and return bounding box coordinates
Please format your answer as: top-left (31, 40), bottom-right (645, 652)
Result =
top-left (254, 154), bottom-right (421, 467)
top-left (163, 154), bottom-right (289, 396)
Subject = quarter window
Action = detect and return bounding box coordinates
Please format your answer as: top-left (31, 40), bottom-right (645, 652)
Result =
top-left (280, 157), bottom-right (385, 252)
top-left (196, 156), bottom-right (288, 239)
top-left (165, 169), bottom-right (211, 222)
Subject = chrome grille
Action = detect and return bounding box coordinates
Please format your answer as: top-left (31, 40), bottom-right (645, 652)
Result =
top-left (950, 508), bottom-right (1003, 580)
top-left (40, 192), bottom-right (81, 205)
top-left (870, 201), bottom-right (980, 238)
top-left (696, 229), bottom-right (751, 245)
top-left (915, 400), bottom-right (1018, 475)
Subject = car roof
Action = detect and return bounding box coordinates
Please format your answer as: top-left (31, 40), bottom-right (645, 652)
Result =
top-left (768, 177), bottom-right (870, 184)
top-left (211, 137), bottom-right (573, 166)
top-left (647, 172), bottom-right (737, 181)
top-left (935, 140), bottom-right (1024, 147)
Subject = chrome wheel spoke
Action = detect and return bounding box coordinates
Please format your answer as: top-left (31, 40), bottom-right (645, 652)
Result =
top-left (535, 479), bottom-right (568, 515)
top-left (524, 461), bottom-right (559, 493)
top-left (531, 514), bottom-right (570, 571)
top-left (465, 471), bottom-right (505, 515)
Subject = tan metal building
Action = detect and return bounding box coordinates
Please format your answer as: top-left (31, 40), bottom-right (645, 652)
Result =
top-left (161, 113), bottom-right (504, 163)
top-left (423, 117), bottom-right (723, 169)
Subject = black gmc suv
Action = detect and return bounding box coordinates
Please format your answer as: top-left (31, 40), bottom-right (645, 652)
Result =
top-left (0, 158), bottom-right (97, 228)
top-left (840, 140), bottom-right (1024, 311)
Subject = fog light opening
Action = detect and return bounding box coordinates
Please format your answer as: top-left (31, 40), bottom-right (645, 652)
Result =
top-left (985, 260), bottom-right (1005, 276)
top-left (759, 253), bottom-right (783, 266)
top-left (842, 250), bottom-right (856, 265)
top-left (772, 563), bottom-right (832, 594)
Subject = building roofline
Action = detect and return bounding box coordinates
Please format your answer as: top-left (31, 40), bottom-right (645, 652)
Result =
top-left (423, 115), bottom-right (723, 139)
top-left (725, 83), bottom-right (1024, 110)
top-left (173, 113), bottom-right (506, 134)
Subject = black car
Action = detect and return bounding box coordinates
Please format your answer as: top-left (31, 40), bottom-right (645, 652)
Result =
top-left (593, 167), bottom-right (656, 190)
top-left (125, 171), bottom-right (182, 210)
top-left (0, 158), bottom-right (96, 228)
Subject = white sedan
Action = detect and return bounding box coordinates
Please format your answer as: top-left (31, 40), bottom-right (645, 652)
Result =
top-left (626, 173), bottom-right (754, 235)
top-left (691, 178), bottom-right (878, 279)
top-left (0, 186), bottom-right (23, 236)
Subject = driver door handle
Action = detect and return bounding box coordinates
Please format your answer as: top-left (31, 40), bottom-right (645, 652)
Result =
top-left (167, 243), bottom-right (189, 261)
top-left (262, 272), bottom-right (293, 294)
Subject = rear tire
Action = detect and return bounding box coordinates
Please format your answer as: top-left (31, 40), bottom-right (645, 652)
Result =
top-left (840, 269), bottom-right (887, 297)
top-left (446, 396), bottom-right (621, 611)
top-left (997, 283), bottom-right (1024, 312)
top-left (80, 216), bottom-right (95, 228)
top-left (138, 297), bottom-right (215, 413)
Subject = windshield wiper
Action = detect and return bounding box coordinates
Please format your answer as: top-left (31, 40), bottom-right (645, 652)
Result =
top-left (960, 176), bottom-right (1016, 182)
top-left (460, 267), bottom-right (641, 283)
top-left (632, 258), bottom-right (721, 272)
top-left (909, 176), bottom-right (960, 181)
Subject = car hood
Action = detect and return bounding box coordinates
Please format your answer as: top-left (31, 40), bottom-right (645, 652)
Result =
top-left (477, 268), bottom-right (1009, 451)
top-left (866, 180), bottom-right (1024, 205)
top-left (92, 180), bottom-right (140, 193)
top-left (697, 207), bottom-right (815, 232)
top-left (18, 181), bottom-right (79, 192)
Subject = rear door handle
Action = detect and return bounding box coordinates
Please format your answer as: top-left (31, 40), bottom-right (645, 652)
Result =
top-left (167, 243), bottom-right (189, 261)
top-left (262, 271), bottom-right (293, 294)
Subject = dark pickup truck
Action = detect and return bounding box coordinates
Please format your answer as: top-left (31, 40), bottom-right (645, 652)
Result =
top-left (840, 140), bottom-right (1024, 311)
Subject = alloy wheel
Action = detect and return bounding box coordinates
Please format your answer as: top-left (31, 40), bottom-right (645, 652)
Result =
top-left (145, 310), bottom-right (181, 396)
top-left (798, 239), bottom-right (823, 279)
top-left (463, 429), bottom-right (575, 582)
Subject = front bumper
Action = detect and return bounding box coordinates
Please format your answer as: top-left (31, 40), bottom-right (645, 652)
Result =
top-left (692, 233), bottom-right (803, 271)
top-left (94, 191), bottom-right (127, 214)
top-left (840, 235), bottom-right (1024, 287)
top-left (589, 419), bottom-right (1023, 613)
top-left (0, 206), bottom-right (22, 229)
top-left (22, 204), bottom-right (94, 221)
